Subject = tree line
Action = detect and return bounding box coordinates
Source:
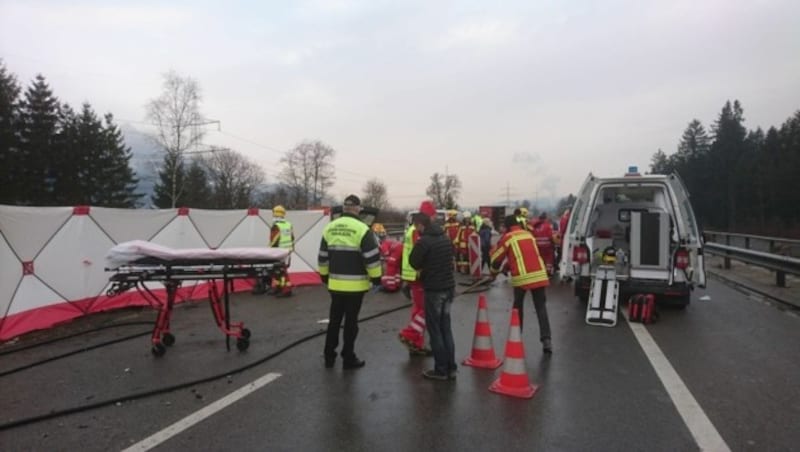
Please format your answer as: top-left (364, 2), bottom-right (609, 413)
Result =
top-left (0, 61), bottom-right (139, 207)
top-left (650, 100), bottom-right (800, 236)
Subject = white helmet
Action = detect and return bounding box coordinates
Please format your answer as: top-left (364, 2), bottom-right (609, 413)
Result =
top-left (462, 210), bottom-right (471, 218)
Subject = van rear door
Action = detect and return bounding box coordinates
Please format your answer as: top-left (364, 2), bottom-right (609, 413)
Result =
top-left (666, 173), bottom-right (706, 287)
top-left (559, 174), bottom-right (599, 279)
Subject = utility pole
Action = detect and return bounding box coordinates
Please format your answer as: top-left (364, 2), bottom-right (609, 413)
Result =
top-left (499, 182), bottom-right (518, 208)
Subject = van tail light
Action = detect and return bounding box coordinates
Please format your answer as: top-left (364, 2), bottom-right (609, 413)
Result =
top-left (573, 245), bottom-right (589, 264)
top-left (675, 248), bottom-right (690, 270)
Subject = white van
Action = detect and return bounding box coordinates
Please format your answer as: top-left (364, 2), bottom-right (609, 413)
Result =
top-left (559, 168), bottom-right (706, 307)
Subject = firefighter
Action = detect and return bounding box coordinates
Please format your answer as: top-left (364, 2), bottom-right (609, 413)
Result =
top-left (455, 211), bottom-right (476, 274)
top-left (398, 200), bottom-right (437, 356)
top-left (319, 195), bottom-right (382, 369)
top-left (515, 207), bottom-right (531, 231)
top-left (270, 205), bottom-right (295, 297)
top-left (372, 222), bottom-right (387, 244)
top-left (379, 237), bottom-right (403, 292)
top-left (531, 212), bottom-right (557, 277)
top-left (443, 210), bottom-right (460, 250)
top-left (489, 215), bottom-right (552, 353)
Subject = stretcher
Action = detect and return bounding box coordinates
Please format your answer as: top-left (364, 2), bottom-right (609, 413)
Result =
top-left (586, 265), bottom-right (619, 327)
top-left (105, 241), bottom-right (289, 356)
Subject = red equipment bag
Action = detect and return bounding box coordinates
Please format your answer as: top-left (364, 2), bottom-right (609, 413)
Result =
top-left (627, 294), bottom-right (658, 324)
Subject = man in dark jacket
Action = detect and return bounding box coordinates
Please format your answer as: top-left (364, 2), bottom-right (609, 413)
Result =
top-left (409, 212), bottom-right (456, 381)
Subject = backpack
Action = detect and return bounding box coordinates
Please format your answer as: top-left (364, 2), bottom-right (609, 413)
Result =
top-left (628, 294), bottom-right (658, 324)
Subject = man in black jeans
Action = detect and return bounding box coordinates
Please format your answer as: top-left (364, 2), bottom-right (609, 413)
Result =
top-left (318, 195), bottom-right (382, 369)
top-left (409, 211), bottom-right (457, 381)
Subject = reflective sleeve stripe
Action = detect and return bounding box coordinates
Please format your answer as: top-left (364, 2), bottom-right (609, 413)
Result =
top-left (319, 266), bottom-right (329, 276)
top-left (329, 273), bottom-right (368, 280)
top-left (318, 250), bottom-right (328, 257)
top-left (490, 239), bottom-right (507, 267)
top-left (363, 247), bottom-right (379, 259)
top-left (329, 244), bottom-right (360, 251)
top-left (366, 260), bottom-right (381, 269)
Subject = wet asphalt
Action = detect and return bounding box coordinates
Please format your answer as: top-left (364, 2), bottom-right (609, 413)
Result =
top-left (0, 276), bottom-right (798, 451)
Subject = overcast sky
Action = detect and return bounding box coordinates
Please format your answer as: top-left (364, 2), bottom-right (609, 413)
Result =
top-left (2, 0), bottom-right (799, 208)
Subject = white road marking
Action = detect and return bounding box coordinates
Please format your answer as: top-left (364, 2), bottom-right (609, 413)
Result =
top-left (121, 372), bottom-right (282, 452)
top-left (626, 318), bottom-right (731, 452)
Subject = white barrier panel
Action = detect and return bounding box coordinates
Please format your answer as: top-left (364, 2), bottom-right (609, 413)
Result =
top-left (0, 205), bottom-right (328, 340)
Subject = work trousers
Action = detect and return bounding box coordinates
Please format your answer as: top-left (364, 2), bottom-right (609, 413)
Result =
top-left (324, 291), bottom-right (365, 360)
top-left (399, 282), bottom-right (426, 348)
top-left (513, 287), bottom-right (551, 341)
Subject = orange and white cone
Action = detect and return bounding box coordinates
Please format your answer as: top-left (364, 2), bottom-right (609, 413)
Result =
top-left (463, 294), bottom-right (502, 369)
top-left (489, 308), bottom-right (538, 399)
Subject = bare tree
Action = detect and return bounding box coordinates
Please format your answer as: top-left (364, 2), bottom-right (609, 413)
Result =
top-left (146, 71), bottom-right (204, 207)
top-left (362, 178), bottom-right (390, 210)
top-left (257, 183), bottom-right (293, 209)
top-left (278, 140), bottom-right (336, 208)
top-left (203, 147), bottom-right (265, 209)
top-left (425, 172), bottom-right (461, 209)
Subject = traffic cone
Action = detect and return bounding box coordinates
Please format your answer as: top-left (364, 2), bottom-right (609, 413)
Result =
top-left (489, 308), bottom-right (538, 399)
top-left (463, 294), bottom-right (502, 369)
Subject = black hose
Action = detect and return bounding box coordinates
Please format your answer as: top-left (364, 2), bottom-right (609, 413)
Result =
top-left (0, 321), bottom-right (154, 357)
top-left (0, 302), bottom-right (412, 432)
top-left (0, 330), bottom-right (151, 378)
top-left (0, 284), bottom-right (492, 431)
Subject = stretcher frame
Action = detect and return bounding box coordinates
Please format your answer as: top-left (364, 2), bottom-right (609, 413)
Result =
top-left (106, 258), bottom-right (286, 356)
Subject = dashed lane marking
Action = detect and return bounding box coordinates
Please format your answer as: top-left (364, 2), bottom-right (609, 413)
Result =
top-left (626, 317), bottom-right (731, 452)
top-left (121, 372), bottom-right (282, 452)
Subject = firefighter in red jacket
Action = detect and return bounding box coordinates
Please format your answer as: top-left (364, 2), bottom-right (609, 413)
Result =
top-left (455, 211), bottom-right (476, 274)
top-left (490, 215), bottom-right (552, 353)
top-left (443, 210), bottom-right (460, 250)
top-left (379, 238), bottom-right (403, 292)
top-left (531, 212), bottom-right (557, 277)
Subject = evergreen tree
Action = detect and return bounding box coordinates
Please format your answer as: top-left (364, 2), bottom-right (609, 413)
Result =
top-left (18, 74), bottom-right (61, 205)
top-left (0, 61), bottom-right (22, 204)
top-left (776, 111), bottom-right (800, 226)
top-left (742, 128), bottom-right (765, 228)
top-left (152, 152), bottom-right (186, 208)
top-left (674, 119), bottom-right (712, 225)
top-left (95, 113), bottom-right (140, 207)
top-left (649, 149), bottom-right (671, 174)
top-left (761, 126), bottom-right (782, 227)
top-left (51, 103), bottom-right (82, 205)
top-left (709, 100), bottom-right (748, 229)
top-left (181, 158), bottom-right (212, 208)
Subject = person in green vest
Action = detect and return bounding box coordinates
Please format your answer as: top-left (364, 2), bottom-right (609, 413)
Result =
top-left (319, 195), bottom-right (382, 369)
top-left (270, 205), bottom-right (294, 297)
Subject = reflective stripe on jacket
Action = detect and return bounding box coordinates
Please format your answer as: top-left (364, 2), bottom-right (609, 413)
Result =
top-left (271, 219), bottom-right (294, 249)
top-left (401, 225), bottom-right (420, 282)
top-left (490, 225), bottom-right (549, 289)
top-left (318, 214), bottom-right (382, 292)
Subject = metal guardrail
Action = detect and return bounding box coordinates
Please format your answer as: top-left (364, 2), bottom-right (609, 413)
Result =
top-left (384, 222), bottom-right (406, 237)
top-left (704, 242), bottom-right (800, 287)
top-left (704, 230), bottom-right (800, 257)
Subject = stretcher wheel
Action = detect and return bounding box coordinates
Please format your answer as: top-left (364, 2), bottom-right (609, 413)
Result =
top-left (236, 337), bottom-right (250, 351)
top-left (241, 328), bottom-right (251, 339)
top-left (151, 343), bottom-right (167, 357)
top-left (162, 333), bottom-right (176, 346)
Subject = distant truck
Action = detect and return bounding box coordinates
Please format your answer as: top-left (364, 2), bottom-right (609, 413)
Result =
top-left (479, 206), bottom-right (507, 230)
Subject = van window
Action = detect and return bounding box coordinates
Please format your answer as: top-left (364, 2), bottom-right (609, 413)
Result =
top-left (598, 186), bottom-right (658, 204)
